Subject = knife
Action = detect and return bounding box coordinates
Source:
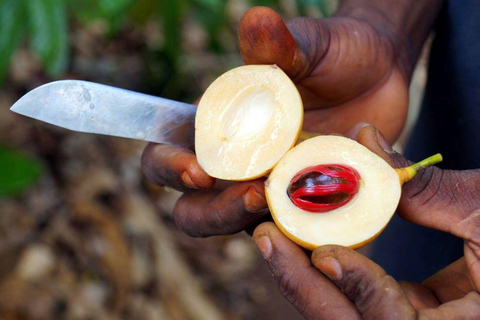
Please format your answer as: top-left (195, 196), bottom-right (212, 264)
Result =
top-left (10, 80), bottom-right (197, 149)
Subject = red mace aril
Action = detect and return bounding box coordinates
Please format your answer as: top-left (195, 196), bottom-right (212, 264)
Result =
top-left (266, 136), bottom-right (442, 250)
top-left (287, 164), bottom-right (361, 212)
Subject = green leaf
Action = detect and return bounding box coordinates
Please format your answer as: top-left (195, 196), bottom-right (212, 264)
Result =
top-left (65, 0), bottom-right (101, 22)
top-left (191, 0), bottom-right (222, 14)
top-left (0, 0), bottom-right (26, 82)
top-left (0, 147), bottom-right (44, 197)
top-left (130, 0), bottom-right (159, 25)
top-left (98, 0), bottom-right (133, 17)
top-left (317, 0), bottom-right (338, 17)
top-left (191, 2), bottom-right (226, 52)
top-left (158, 0), bottom-right (184, 65)
top-left (27, 0), bottom-right (69, 76)
top-left (249, 0), bottom-right (281, 10)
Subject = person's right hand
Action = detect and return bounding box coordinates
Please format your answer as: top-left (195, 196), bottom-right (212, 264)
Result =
top-left (252, 124), bottom-right (480, 319)
top-left (142, 6), bottom-right (411, 238)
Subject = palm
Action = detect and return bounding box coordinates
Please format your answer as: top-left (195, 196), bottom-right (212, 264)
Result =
top-left (239, 10), bottom-right (409, 142)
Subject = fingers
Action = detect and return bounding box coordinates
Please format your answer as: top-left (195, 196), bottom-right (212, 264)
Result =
top-left (142, 143), bottom-right (270, 237)
top-left (141, 143), bottom-right (215, 192)
top-left (311, 245), bottom-right (416, 319)
top-left (238, 7), bottom-right (309, 80)
top-left (464, 242), bottom-right (480, 290)
top-left (398, 258), bottom-right (475, 309)
top-left (354, 124), bottom-right (480, 241)
top-left (174, 180), bottom-right (268, 237)
top-left (354, 124), bottom-right (407, 167)
top-left (253, 222), bottom-right (361, 320)
top-left (422, 257), bottom-right (475, 303)
top-left (398, 282), bottom-right (439, 309)
top-left (418, 292), bottom-right (480, 319)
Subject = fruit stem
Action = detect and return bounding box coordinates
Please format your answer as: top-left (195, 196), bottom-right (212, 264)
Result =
top-left (396, 153), bottom-right (443, 184)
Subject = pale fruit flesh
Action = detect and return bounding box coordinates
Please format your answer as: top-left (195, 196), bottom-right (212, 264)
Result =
top-left (195, 65), bottom-right (303, 181)
top-left (266, 136), bottom-right (402, 250)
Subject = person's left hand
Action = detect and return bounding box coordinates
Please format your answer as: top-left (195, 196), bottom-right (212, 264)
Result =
top-left (253, 124), bottom-right (480, 319)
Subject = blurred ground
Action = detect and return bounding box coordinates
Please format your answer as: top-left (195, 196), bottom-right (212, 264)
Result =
top-left (0, 5), bottom-right (307, 320)
top-left (0, 2), bottom-right (428, 319)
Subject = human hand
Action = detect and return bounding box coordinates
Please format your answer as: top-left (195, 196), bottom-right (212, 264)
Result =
top-left (253, 124), bottom-right (480, 319)
top-left (141, 4), bottom-right (416, 238)
top-left (238, 6), bottom-right (410, 143)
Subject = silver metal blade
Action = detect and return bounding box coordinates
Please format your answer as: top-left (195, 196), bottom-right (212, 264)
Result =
top-left (10, 80), bottom-right (197, 148)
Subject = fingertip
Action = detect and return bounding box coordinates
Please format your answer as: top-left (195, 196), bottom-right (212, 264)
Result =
top-left (355, 123), bottom-right (377, 143)
top-left (141, 143), bottom-right (215, 192)
top-left (314, 256), bottom-right (343, 281)
top-left (243, 181), bottom-right (267, 213)
top-left (356, 124), bottom-right (396, 164)
top-left (312, 245), bottom-right (345, 265)
top-left (356, 125), bottom-right (409, 169)
top-left (252, 221), bottom-right (277, 240)
top-left (312, 245), bottom-right (359, 280)
top-left (254, 224), bottom-right (361, 319)
top-left (313, 245), bottom-right (415, 318)
top-left (238, 6), bottom-right (304, 78)
top-left (184, 164), bottom-right (215, 189)
top-left (253, 230), bottom-right (273, 260)
top-left (181, 171), bottom-right (200, 189)
top-left (239, 6), bottom-right (285, 43)
top-left (344, 122), bottom-right (373, 140)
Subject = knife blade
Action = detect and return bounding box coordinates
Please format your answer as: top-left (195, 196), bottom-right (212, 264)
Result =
top-left (10, 80), bottom-right (197, 148)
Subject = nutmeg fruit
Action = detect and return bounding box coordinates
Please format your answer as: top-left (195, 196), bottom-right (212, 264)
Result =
top-left (195, 64), bottom-right (303, 181)
top-left (266, 135), bottom-right (442, 250)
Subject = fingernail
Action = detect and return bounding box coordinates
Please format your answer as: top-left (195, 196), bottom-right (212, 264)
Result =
top-left (181, 171), bottom-right (200, 189)
top-left (346, 122), bottom-right (372, 140)
top-left (375, 129), bottom-right (394, 152)
top-left (244, 187), bottom-right (267, 213)
top-left (316, 256), bottom-right (342, 280)
top-left (255, 235), bottom-right (272, 260)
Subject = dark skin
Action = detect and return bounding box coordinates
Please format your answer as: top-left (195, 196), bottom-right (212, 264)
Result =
top-left (142, 1), bottom-right (442, 237)
top-left (141, 1), bottom-right (480, 318)
top-left (253, 124), bottom-right (480, 319)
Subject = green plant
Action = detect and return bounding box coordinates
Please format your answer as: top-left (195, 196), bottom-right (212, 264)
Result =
top-left (0, 0), bottom-right (338, 83)
top-left (0, 146), bottom-right (44, 197)
top-left (0, 0), bottom-right (68, 80)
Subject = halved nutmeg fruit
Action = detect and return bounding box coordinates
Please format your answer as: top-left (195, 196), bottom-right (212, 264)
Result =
top-left (195, 65), bottom-right (303, 181)
top-left (266, 135), bottom-right (442, 250)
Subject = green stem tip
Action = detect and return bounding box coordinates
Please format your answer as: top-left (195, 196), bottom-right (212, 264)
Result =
top-left (396, 153), bottom-right (443, 184)
top-left (411, 153), bottom-right (443, 172)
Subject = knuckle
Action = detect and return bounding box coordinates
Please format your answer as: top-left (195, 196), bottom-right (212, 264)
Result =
top-left (277, 273), bottom-right (300, 301)
top-left (208, 208), bottom-right (236, 234)
top-left (275, 273), bottom-right (311, 316)
top-left (341, 268), bottom-right (373, 301)
top-left (173, 199), bottom-right (237, 237)
top-left (389, 151), bottom-right (410, 168)
top-left (341, 269), bottom-right (393, 310)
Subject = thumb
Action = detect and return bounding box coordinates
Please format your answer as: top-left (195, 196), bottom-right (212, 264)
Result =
top-left (238, 6), bottom-right (312, 80)
top-left (253, 222), bottom-right (362, 320)
top-left (312, 245), bottom-right (416, 320)
top-left (354, 124), bottom-right (480, 242)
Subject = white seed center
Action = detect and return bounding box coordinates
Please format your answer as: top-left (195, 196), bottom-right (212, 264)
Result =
top-left (221, 87), bottom-right (275, 141)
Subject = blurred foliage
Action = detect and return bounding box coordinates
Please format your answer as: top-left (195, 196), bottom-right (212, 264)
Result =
top-left (0, 0), bottom-right (338, 83)
top-left (0, 147), bottom-right (43, 197)
top-left (0, 0), bottom-right (337, 196)
top-left (0, 0), bottom-right (68, 80)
